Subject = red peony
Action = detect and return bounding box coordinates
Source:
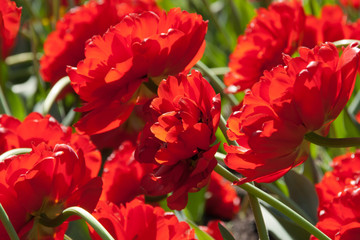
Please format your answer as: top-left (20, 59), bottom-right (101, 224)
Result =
top-left (311, 151), bottom-right (360, 240)
top-left (225, 42), bottom-right (360, 184)
top-left (206, 172), bottom-right (241, 220)
top-left (0, 112), bottom-right (101, 178)
top-left (101, 141), bottom-right (153, 205)
top-left (0, 143), bottom-right (102, 240)
top-left (0, 0), bottom-right (21, 59)
top-left (136, 70), bottom-right (220, 210)
top-left (224, 0), bottom-right (305, 93)
top-left (68, 8), bottom-right (208, 135)
top-left (40, 0), bottom-right (159, 85)
top-left (90, 199), bottom-right (196, 240)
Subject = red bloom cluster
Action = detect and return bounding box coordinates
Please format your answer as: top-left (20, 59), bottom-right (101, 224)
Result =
top-left (0, 112), bottom-right (101, 178)
top-left (225, 42), bottom-right (360, 183)
top-left (206, 172), bottom-right (240, 220)
top-left (225, 2), bottom-right (360, 93)
top-left (0, 143), bottom-right (102, 239)
top-left (311, 151), bottom-right (360, 240)
top-left (136, 70), bottom-right (220, 210)
top-left (68, 8), bottom-right (208, 136)
top-left (90, 199), bottom-right (196, 240)
top-left (224, 0), bottom-right (305, 93)
top-left (101, 141), bottom-right (152, 205)
top-left (40, 0), bottom-right (159, 84)
top-left (0, 0), bottom-right (21, 59)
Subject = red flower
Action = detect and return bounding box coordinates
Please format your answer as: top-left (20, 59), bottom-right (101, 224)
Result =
top-left (0, 112), bottom-right (101, 178)
top-left (101, 141), bottom-right (153, 205)
top-left (206, 172), bottom-right (241, 220)
top-left (340, 0), bottom-right (360, 9)
top-left (303, 6), bottom-right (350, 48)
top-left (225, 42), bottom-right (360, 183)
top-left (316, 150), bottom-right (360, 209)
top-left (0, 143), bottom-right (103, 240)
top-left (0, 0), bottom-right (21, 59)
top-left (68, 8), bottom-right (208, 135)
top-left (136, 70), bottom-right (221, 210)
top-left (311, 151), bottom-right (360, 240)
top-left (40, 0), bottom-right (159, 85)
top-left (90, 199), bottom-right (196, 240)
top-left (224, 1), bottom-right (305, 93)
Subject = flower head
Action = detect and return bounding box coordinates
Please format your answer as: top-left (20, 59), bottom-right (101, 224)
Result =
top-left (90, 199), bottom-right (196, 240)
top-left (0, 0), bottom-right (21, 59)
top-left (68, 8), bottom-right (208, 135)
top-left (0, 112), bottom-right (101, 178)
top-left (311, 151), bottom-right (360, 240)
top-left (136, 70), bottom-right (220, 210)
top-left (224, 0), bottom-right (305, 93)
top-left (225, 42), bottom-right (360, 183)
top-left (40, 0), bottom-right (159, 85)
top-left (101, 141), bottom-right (153, 205)
top-left (206, 172), bottom-right (241, 220)
top-left (0, 144), bottom-right (102, 240)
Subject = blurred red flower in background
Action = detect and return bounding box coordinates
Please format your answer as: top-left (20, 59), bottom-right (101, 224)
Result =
top-left (90, 199), bottom-right (196, 240)
top-left (225, 42), bottom-right (360, 184)
top-left (136, 70), bottom-right (220, 210)
top-left (340, 0), bottom-right (360, 9)
top-left (68, 8), bottom-right (208, 136)
top-left (101, 141), bottom-right (153, 205)
top-left (0, 0), bottom-right (21, 59)
top-left (0, 112), bottom-right (101, 178)
top-left (40, 0), bottom-right (159, 85)
top-left (206, 172), bottom-right (241, 220)
top-left (311, 151), bottom-right (360, 240)
top-left (0, 144), bottom-right (102, 240)
top-left (224, 0), bottom-right (305, 93)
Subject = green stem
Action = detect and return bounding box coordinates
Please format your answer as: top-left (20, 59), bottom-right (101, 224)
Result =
top-left (226, 0), bottom-right (242, 36)
top-left (43, 76), bottom-right (71, 115)
top-left (333, 39), bottom-right (360, 48)
top-left (248, 182), bottom-right (270, 240)
top-left (215, 152), bottom-right (226, 162)
top-left (259, 183), bottom-right (315, 224)
top-left (0, 204), bottom-right (19, 240)
top-left (218, 115), bottom-right (269, 239)
top-left (39, 206), bottom-right (114, 240)
top-left (210, 67), bottom-right (229, 76)
top-left (52, 0), bottom-right (60, 29)
top-left (195, 61), bottom-right (239, 106)
top-left (305, 132), bottom-right (360, 148)
top-left (0, 83), bottom-right (11, 115)
top-left (199, 0), bottom-right (233, 51)
top-left (0, 61), bottom-right (11, 115)
top-left (219, 115), bottom-right (237, 146)
top-left (5, 52), bottom-right (42, 66)
top-left (0, 148), bottom-right (32, 163)
top-left (214, 164), bottom-right (331, 240)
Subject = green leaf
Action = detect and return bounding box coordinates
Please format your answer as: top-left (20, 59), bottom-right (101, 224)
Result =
top-left (260, 203), bottom-right (309, 240)
top-left (218, 222), bottom-right (235, 240)
top-left (174, 211), bottom-right (214, 240)
top-left (183, 186), bottom-right (207, 223)
top-left (5, 89), bottom-right (26, 120)
top-left (66, 219), bottom-right (92, 240)
top-left (284, 171), bottom-right (318, 224)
